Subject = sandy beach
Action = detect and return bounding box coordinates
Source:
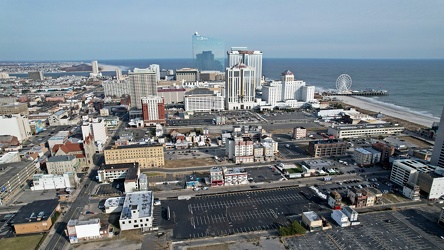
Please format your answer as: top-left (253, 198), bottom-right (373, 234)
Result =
top-left (334, 96), bottom-right (440, 128)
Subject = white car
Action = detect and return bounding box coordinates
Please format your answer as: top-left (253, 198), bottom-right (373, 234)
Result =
top-left (154, 200), bottom-right (161, 206)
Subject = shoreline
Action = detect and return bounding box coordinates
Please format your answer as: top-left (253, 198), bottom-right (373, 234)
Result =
top-left (334, 96), bottom-right (440, 128)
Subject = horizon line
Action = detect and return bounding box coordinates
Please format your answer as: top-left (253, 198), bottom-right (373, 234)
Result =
top-left (1, 57), bottom-right (444, 63)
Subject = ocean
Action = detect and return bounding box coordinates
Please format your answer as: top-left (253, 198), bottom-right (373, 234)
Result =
top-left (11, 58), bottom-right (444, 119)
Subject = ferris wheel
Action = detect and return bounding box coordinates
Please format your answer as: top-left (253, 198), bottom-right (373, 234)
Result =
top-left (336, 74), bottom-right (352, 93)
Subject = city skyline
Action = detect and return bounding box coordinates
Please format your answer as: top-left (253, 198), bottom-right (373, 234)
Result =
top-left (1, 1), bottom-right (444, 61)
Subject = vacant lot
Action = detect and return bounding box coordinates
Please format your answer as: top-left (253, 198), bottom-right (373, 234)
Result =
top-left (164, 158), bottom-right (214, 168)
top-left (0, 234), bottom-right (44, 250)
top-left (398, 135), bottom-right (433, 148)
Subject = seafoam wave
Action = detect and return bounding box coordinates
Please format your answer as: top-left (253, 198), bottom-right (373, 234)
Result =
top-left (355, 96), bottom-right (440, 120)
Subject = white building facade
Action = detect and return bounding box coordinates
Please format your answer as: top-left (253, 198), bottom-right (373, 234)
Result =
top-left (390, 159), bottom-right (430, 186)
top-left (119, 191), bottom-right (154, 231)
top-left (82, 117), bottom-right (108, 144)
top-left (0, 114), bottom-right (32, 142)
top-left (128, 67), bottom-right (158, 109)
top-left (228, 47), bottom-right (262, 87)
top-left (67, 218), bottom-right (102, 243)
top-left (103, 80), bottom-right (130, 98)
top-left (31, 173), bottom-right (77, 191)
top-left (184, 94), bottom-right (224, 112)
top-left (225, 64), bottom-right (256, 110)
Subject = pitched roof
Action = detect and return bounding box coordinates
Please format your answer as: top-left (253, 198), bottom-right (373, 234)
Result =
top-left (84, 133), bottom-right (94, 144)
top-left (52, 141), bottom-right (84, 154)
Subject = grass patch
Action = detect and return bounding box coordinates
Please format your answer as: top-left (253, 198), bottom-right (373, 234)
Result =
top-left (0, 234), bottom-right (44, 250)
top-left (287, 167), bottom-right (303, 174)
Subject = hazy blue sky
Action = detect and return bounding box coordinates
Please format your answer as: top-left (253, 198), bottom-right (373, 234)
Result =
top-left (1, 0), bottom-right (443, 60)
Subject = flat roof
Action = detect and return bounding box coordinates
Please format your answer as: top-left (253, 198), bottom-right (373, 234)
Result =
top-left (11, 199), bottom-right (59, 225)
top-left (125, 165), bottom-right (139, 181)
top-left (303, 211), bottom-right (321, 222)
top-left (105, 197), bottom-right (125, 208)
top-left (333, 123), bottom-right (403, 131)
top-left (68, 218), bottom-right (100, 227)
top-left (0, 161), bottom-right (35, 187)
top-left (105, 143), bottom-right (162, 150)
top-left (101, 162), bottom-right (138, 170)
top-left (120, 191), bottom-right (153, 220)
top-left (47, 155), bottom-right (75, 162)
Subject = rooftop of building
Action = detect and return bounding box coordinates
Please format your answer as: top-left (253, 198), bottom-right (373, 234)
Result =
top-left (332, 123), bottom-right (403, 130)
top-left (47, 155), bottom-right (75, 162)
top-left (310, 139), bottom-right (345, 145)
top-left (330, 191), bottom-right (341, 199)
top-left (0, 161), bottom-right (35, 187)
top-left (125, 165), bottom-right (139, 181)
top-left (355, 147), bottom-right (373, 154)
top-left (342, 206), bottom-right (357, 214)
top-left (303, 211), bottom-right (321, 222)
top-left (224, 168), bottom-right (246, 175)
top-left (68, 218), bottom-right (100, 227)
top-left (101, 162), bottom-right (138, 171)
top-left (393, 159), bottom-right (433, 172)
top-left (10, 199), bottom-right (59, 225)
top-left (105, 197), bottom-right (125, 208)
top-left (185, 174), bottom-right (198, 182)
top-left (282, 70), bottom-right (293, 76)
top-left (120, 191), bottom-right (153, 220)
top-left (210, 167), bottom-right (222, 173)
top-left (105, 143), bottom-right (162, 151)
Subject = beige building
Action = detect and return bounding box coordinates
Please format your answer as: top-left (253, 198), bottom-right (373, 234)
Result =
top-left (292, 127), bottom-right (307, 139)
top-left (176, 68), bottom-right (199, 82)
top-left (46, 155), bottom-right (80, 174)
top-left (308, 139), bottom-right (347, 157)
top-left (302, 211), bottom-right (323, 232)
top-left (11, 199), bottom-right (60, 235)
top-left (0, 103), bottom-right (29, 115)
top-left (104, 144), bottom-right (164, 168)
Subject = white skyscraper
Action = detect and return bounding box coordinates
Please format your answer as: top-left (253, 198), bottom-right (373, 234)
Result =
top-left (261, 70), bottom-right (315, 106)
top-left (149, 64), bottom-right (160, 82)
top-left (228, 47), bottom-right (262, 87)
top-left (116, 68), bottom-right (123, 81)
top-left (128, 66), bottom-right (158, 109)
top-left (90, 60), bottom-right (101, 77)
top-left (281, 70), bottom-right (305, 100)
top-left (225, 63), bottom-right (256, 110)
top-left (431, 107), bottom-right (444, 167)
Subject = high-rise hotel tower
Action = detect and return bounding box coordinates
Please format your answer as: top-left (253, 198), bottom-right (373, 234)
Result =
top-left (225, 63), bottom-right (256, 110)
top-left (128, 65), bottom-right (159, 109)
top-left (192, 32), bottom-right (225, 71)
top-left (431, 107), bottom-right (444, 167)
top-left (228, 47), bottom-right (263, 88)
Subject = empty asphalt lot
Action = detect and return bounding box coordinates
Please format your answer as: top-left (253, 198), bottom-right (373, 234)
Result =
top-left (159, 186), bottom-right (323, 239)
top-left (284, 207), bottom-right (444, 250)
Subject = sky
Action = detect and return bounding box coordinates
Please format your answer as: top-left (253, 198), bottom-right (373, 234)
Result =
top-left (1, 0), bottom-right (444, 61)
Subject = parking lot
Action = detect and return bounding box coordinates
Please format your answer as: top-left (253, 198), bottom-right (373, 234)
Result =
top-left (278, 143), bottom-right (309, 159)
top-left (158, 186), bottom-right (324, 239)
top-left (284, 208), bottom-right (444, 250)
top-left (247, 167), bottom-right (284, 182)
top-left (95, 181), bottom-right (123, 196)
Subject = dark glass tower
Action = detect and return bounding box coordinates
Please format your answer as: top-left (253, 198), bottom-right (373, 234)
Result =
top-left (192, 32), bottom-right (225, 71)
